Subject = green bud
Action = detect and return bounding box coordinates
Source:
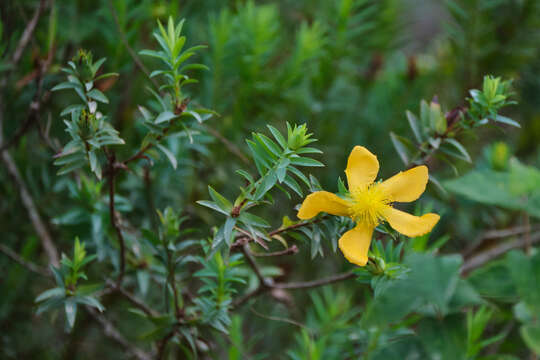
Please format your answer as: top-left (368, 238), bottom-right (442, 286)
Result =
top-left (489, 141), bottom-right (510, 171)
top-left (286, 123), bottom-right (314, 150)
top-left (72, 49), bottom-right (94, 82)
top-left (429, 101), bottom-right (447, 135)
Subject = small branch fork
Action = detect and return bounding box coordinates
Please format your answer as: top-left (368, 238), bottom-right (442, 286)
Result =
top-left (86, 307), bottom-right (152, 360)
top-left (0, 246), bottom-right (154, 359)
top-left (233, 230), bottom-right (356, 308)
top-left (460, 230), bottom-right (540, 275)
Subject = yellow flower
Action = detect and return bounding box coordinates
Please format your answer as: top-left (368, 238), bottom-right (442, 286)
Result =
top-left (297, 146), bottom-right (440, 266)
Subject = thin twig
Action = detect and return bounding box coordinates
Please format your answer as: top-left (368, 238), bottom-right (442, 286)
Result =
top-left (0, 50), bottom-right (54, 153)
top-left (107, 153), bottom-right (126, 286)
top-left (0, 135), bottom-right (59, 266)
top-left (231, 286), bottom-right (266, 309)
top-left (0, 248), bottom-right (156, 358)
top-left (0, 243), bottom-right (48, 275)
top-left (202, 124), bottom-right (249, 164)
top-left (104, 280), bottom-right (159, 317)
top-left (249, 306), bottom-right (310, 331)
top-left (251, 245), bottom-right (298, 257)
top-left (156, 331), bottom-right (175, 360)
top-left (11, 0), bottom-right (47, 66)
top-left (232, 270), bottom-right (355, 308)
top-left (241, 244), bottom-right (270, 286)
top-left (274, 271), bottom-right (355, 290)
top-left (86, 306), bottom-right (153, 360)
top-left (463, 224), bottom-right (540, 258)
top-left (461, 231), bottom-right (540, 275)
top-left (482, 224), bottom-right (540, 240)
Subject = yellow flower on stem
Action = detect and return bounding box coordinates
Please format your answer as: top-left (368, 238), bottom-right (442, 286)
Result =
top-left (297, 146), bottom-right (440, 266)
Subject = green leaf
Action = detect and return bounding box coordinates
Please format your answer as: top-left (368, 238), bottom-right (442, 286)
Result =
top-left (197, 200), bottom-right (228, 215)
top-left (223, 217), bottom-right (237, 246)
top-left (65, 299), bottom-right (77, 330)
top-left (444, 166), bottom-right (540, 218)
top-left (390, 132), bottom-right (412, 165)
top-left (239, 212), bottom-right (270, 228)
top-left (283, 175), bottom-right (303, 197)
top-left (267, 125), bottom-right (287, 149)
top-left (443, 138), bottom-right (472, 163)
top-left (36, 288), bottom-right (64, 303)
top-left (417, 315), bottom-right (467, 360)
top-left (253, 172), bottom-right (277, 200)
top-left (521, 324), bottom-right (540, 354)
top-left (52, 82), bottom-right (80, 91)
top-left (255, 133), bottom-right (282, 158)
top-left (156, 144), bottom-right (177, 169)
top-left (494, 115), bottom-right (520, 128)
top-left (87, 89), bottom-right (108, 104)
top-left (74, 296), bottom-right (104, 312)
top-left (208, 186), bottom-right (232, 212)
top-left (364, 253), bottom-right (463, 325)
top-left (155, 111), bottom-right (177, 124)
top-left (182, 110), bottom-right (202, 123)
top-left (406, 110), bottom-right (423, 142)
top-left (94, 72), bottom-right (119, 81)
top-left (60, 104), bottom-right (84, 117)
top-left (289, 156), bottom-right (323, 167)
top-left (91, 58), bottom-right (106, 76)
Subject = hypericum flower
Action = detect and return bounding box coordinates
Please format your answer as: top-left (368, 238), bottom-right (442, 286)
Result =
top-left (297, 146), bottom-right (440, 266)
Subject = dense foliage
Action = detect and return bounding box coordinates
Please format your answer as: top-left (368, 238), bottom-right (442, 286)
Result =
top-left (1, 0), bottom-right (540, 359)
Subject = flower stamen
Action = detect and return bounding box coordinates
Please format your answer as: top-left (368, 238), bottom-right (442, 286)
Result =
top-left (348, 183), bottom-right (391, 227)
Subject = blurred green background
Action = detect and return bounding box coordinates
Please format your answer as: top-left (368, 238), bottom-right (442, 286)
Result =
top-left (1, 0), bottom-right (540, 358)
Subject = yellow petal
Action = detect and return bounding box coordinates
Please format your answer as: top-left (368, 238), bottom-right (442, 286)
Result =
top-left (297, 191), bottom-right (350, 220)
top-left (382, 206), bottom-right (440, 237)
top-left (338, 223), bottom-right (374, 266)
top-left (345, 146), bottom-right (379, 190)
top-left (379, 165), bottom-right (429, 202)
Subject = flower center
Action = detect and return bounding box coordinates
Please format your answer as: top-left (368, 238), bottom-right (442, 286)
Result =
top-left (348, 183), bottom-right (391, 226)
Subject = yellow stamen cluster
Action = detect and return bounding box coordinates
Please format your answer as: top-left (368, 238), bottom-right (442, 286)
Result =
top-left (348, 184), bottom-right (391, 227)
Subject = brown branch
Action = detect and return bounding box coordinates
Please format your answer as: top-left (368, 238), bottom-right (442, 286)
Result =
top-left (461, 231), bottom-right (540, 275)
top-left (156, 331), bottom-right (175, 360)
top-left (86, 307), bottom-right (153, 360)
top-left (107, 153), bottom-right (126, 286)
top-left (251, 245), bottom-right (299, 257)
top-left (0, 113), bottom-right (36, 152)
top-left (482, 224), bottom-right (540, 240)
top-left (104, 280), bottom-right (159, 317)
top-left (273, 271), bottom-right (355, 290)
top-left (0, 52), bottom-right (54, 153)
top-left (232, 269), bottom-right (355, 309)
top-left (463, 224), bottom-right (540, 258)
top-left (0, 133), bottom-right (59, 265)
top-left (241, 245), bottom-right (271, 287)
top-left (249, 306), bottom-right (309, 330)
top-left (202, 124), bottom-right (249, 164)
top-left (11, 0), bottom-right (47, 66)
top-left (0, 246), bottom-right (155, 359)
top-left (0, 243), bottom-right (48, 275)
top-left (231, 285), bottom-right (267, 309)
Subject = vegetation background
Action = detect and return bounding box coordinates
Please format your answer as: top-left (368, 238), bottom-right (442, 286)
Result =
top-left (0, 0), bottom-right (539, 359)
